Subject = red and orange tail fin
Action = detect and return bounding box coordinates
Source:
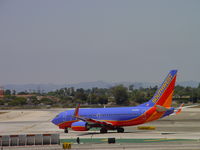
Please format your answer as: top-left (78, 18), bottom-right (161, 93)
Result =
top-left (149, 70), bottom-right (177, 107)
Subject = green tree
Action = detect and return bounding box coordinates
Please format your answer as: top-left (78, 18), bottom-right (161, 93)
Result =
top-left (88, 93), bottom-right (98, 104)
top-left (75, 88), bottom-right (87, 101)
top-left (0, 99), bottom-right (4, 105)
top-left (18, 91), bottom-right (28, 95)
top-left (129, 85), bottom-right (134, 91)
top-left (134, 91), bottom-right (146, 104)
top-left (59, 96), bottom-right (73, 104)
top-left (97, 95), bottom-right (108, 105)
top-left (30, 96), bottom-right (40, 105)
top-left (4, 89), bottom-right (11, 95)
top-left (111, 85), bottom-right (128, 105)
top-left (9, 97), bottom-right (27, 106)
top-left (40, 97), bottom-right (54, 105)
top-left (12, 90), bottom-right (16, 95)
top-left (198, 83), bottom-right (200, 89)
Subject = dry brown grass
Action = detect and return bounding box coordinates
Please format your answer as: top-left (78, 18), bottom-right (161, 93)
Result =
top-left (0, 112), bottom-right (7, 115)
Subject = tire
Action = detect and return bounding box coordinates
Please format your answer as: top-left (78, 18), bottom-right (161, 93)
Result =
top-left (117, 127), bottom-right (124, 133)
top-left (100, 128), bottom-right (108, 133)
top-left (64, 128), bottom-right (68, 133)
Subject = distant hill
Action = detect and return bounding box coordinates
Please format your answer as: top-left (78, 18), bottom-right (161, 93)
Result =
top-left (3, 80), bottom-right (199, 93)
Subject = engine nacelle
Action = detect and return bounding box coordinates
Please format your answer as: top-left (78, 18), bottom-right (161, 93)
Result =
top-left (71, 121), bottom-right (89, 131)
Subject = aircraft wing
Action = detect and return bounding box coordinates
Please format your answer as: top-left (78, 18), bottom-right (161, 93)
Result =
top-left (75, 115), bottom-right (114, 127)
top-left (73, 104), bottom-right (114, 128)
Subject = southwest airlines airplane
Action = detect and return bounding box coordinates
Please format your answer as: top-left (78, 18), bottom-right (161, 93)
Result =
top-left (52, 70), bottom-right (183, 133)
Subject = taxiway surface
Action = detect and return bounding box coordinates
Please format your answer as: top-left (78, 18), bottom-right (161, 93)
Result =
top-left (0, 108), bottom-right (200, 149)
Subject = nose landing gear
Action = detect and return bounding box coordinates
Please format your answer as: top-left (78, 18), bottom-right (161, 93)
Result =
top-left (64, 128), bottom-right (68, 133)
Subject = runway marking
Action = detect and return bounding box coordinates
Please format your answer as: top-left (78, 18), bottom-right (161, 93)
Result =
top-left (144, 138), bottom-right (170, 142)
top-left (60, 138), bottom-right (197, 144)
top-left (101, 139), bottom-right (108, 142)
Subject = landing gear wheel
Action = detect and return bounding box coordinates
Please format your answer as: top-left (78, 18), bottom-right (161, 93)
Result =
top-left (100, 128), bottom-right (108, 133)
top-left (117, 127), bottom-right (124, 133)
top-left (64, 128), bottom-right (68, 133)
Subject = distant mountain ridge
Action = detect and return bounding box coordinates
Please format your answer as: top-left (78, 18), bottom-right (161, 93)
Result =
top-left (3, 80), bottom-right (199, 93)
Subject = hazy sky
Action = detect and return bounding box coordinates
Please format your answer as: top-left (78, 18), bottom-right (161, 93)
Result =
top-left (0, 0), bottom-right (200, 84)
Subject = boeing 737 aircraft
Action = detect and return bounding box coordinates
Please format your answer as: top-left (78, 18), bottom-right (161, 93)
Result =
top-left (52, 70), bottom-right (183, 133)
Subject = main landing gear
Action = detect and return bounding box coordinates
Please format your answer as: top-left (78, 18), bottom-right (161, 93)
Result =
top-left (117, 127), bottom-right (124, 133)
top-left (64, 128), bottom-right (68, 133)
top-left (100, 127), bottom-right (124, 133)
top-left (100, 128), bottom-right (108, 133)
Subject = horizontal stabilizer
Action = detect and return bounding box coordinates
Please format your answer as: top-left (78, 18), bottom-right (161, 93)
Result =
top-left (156, 105), bottom-right (170, 112)
top-left (174, 103), bottom-right (184, 115)
top-left (181, 104), bottom-right (199, 109)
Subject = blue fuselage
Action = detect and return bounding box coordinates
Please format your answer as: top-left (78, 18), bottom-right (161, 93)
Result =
top-left (52, 106), bottom-right (174, 128)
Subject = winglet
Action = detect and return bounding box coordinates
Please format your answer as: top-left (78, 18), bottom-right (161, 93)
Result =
top-left (176, 103), bottom-right (184, 114)
top-left (74, 103), bottom-right (80, 117)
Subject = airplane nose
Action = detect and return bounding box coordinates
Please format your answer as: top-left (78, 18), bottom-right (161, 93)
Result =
top-left (51, 117), bottom-right (57, 125)
top-left (52, 112), bottom-right (64, 126)
top-left (51, 116), bottom-right (59, 125)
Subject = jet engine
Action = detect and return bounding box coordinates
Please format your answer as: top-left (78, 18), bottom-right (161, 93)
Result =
top-left (71, 121), bottom-right (89, 131)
